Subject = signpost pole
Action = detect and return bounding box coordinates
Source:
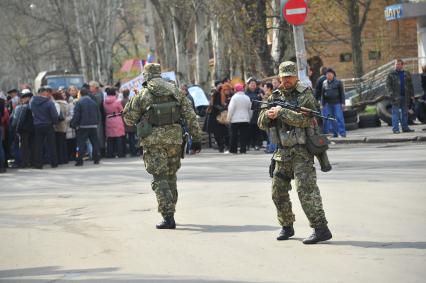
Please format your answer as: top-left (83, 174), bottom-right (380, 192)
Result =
top-left (283, 0), bottom-right (310, 84)
top-left (293, 24), bottom-right (309, 83)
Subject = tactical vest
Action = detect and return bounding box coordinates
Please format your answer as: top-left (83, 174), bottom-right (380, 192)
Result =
top-left (147, 87), bottom-right (181, 127)
top-left (270, 94), bottom-right (307, 147)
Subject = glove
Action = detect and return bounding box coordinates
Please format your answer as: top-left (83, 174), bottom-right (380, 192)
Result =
top-left (191, 141), bottom-right (202, 153)
top-left (269, 159), bottom-right (276, 178)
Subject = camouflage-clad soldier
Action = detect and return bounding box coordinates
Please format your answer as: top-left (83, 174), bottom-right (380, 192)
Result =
top-left (258, 61), bottom-right (332, 244)
top-left (123, 63), bottom-right (202, 229)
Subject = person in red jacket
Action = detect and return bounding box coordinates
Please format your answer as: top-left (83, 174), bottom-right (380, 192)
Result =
top-left (0, 93), bottom-right (10, 172)
top-left (103, 87), bottom-right (125, 158)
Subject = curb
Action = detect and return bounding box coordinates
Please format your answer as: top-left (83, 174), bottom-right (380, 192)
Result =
top-left (330, 136), bottom-right (425, 144)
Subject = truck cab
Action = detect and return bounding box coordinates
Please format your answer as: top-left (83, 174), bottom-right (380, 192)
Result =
top-left (34, 71), bottom-right (84, 91)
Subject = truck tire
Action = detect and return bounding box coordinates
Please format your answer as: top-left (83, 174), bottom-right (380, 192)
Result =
top-left (377, 99), bottom-right (417, 126)
top-left (376, 100), bottom-right (392, 126)
top-left (345, 115), bottom-right (358, 124)
top-left (358, 114), bottom-right (381, 128)
top-left (345, 122), bottom-right (359, 131)
top-left (343, 109), bottom-right (358, 119)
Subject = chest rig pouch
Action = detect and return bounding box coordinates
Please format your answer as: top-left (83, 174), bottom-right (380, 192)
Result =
top-left (148, 91), bottom-right (181, 127)
top-left (149, 100), bottom-right (181, 126)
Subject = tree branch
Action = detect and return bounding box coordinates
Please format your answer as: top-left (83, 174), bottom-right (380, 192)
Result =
top-left (319, 22), bottom-right (351, 45)
top-left (359, 0), bottom-right (372, 31)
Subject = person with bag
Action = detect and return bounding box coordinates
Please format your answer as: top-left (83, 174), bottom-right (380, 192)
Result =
top-left (258, 61), bottom-right (332, 244)
top-left (123, 63), bottom-right (202, 230)
top-left (205, 83), bottom-right (230, 153)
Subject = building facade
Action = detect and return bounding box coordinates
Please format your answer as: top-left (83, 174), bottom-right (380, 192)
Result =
top-left (303, 0), bottom-right (419, 79)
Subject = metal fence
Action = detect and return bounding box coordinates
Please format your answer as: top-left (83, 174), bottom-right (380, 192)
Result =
top-left (341, 57), bottom-right (425, 101)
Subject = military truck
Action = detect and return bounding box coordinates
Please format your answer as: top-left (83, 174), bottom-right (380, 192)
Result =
top-left (34, 70), bottom-right (84, 92)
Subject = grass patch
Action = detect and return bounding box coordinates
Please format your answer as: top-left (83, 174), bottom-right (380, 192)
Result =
top-left (359, 105), bottom-right (377, 116)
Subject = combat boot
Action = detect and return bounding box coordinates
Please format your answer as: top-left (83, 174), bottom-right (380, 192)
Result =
top-left (303, 226), bottom-right (332, 244)
top-left (276, 225), bottom-right (295, 241)
top-left (156, 215), bottom-right (176, 229)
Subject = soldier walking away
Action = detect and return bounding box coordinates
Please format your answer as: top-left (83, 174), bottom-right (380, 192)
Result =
top-left (258, 61), bottom-right (332, 244)
top-left (386, 58), bottom-right (415, 134)
top-left (123, 63), bottom-right (202, 230)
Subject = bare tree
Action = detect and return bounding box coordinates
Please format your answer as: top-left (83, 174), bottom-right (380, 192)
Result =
top-left (270, 0), bottom-right (295, 73)
top-left (171, 1), bottom-right (191, 84)
top-left (150, 0), bottom-right (177, 71)
top-left (193, 0), bottom-right (210, 93)
top-left (343, 0), bottom-right (372, 78)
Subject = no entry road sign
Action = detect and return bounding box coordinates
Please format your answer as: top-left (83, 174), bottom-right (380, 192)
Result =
top-left (283, 0), bottom-right (308, 26)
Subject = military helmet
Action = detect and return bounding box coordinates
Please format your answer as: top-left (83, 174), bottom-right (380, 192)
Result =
top-left (279, 61), bottom-right (297, 77)
top-left (143, 63), bottom-right (161, 82)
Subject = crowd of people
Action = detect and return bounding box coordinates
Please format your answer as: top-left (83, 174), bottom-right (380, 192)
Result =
top-left (0, 67), bottom-right (349, 173)
top-left (0, 82), bottom-right (139, 173)
top-left (4, 60), bottom-right (422, 173)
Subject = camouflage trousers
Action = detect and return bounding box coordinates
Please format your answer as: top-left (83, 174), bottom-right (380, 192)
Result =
top-left (272, 145), bottom-right (328, 228)
top-left (143, 145), bottom-right (181, 217)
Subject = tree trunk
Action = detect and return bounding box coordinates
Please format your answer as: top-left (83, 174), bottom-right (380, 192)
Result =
top-left (270, 0), bottom-right (283, 73)
top-left (211, 9), bottom-right (230, 81)
top-left (347, 0), bottom-right (363, 78)
top-left (73, 0), bottom-right (88, 81)
top-left (271, 0), bottom-right (295, 71)
top-left (244, 0), bottom-right (274, 77)
top-left (53, 0), bottom-right (80, 73)
top-left (194, 0), bottom-right (210, 93)
top-left (150, 0), bottom-right (176, 71)
top-left (103, 0), bottom-right (119, 84)
top-left (171, 3), bottom-right (189, 84)
top-left (144, 0), bottom-right (157, 54)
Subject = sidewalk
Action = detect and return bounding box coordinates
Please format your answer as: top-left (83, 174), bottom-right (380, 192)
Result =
top-left (330, 123), bottom-right (426, 144)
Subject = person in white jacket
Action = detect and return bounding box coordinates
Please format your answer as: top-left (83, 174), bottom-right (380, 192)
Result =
top-left (227, 83), bottom-right (253, 154)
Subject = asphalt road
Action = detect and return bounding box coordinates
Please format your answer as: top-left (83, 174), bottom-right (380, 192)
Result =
top-left (0, 143), bottom-right (425, 283)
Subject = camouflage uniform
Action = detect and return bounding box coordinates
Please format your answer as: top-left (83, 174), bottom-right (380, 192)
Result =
top-left (258, 62), bottom-right (328, 229)
top-left (123, 63), bottom-right (201, 219)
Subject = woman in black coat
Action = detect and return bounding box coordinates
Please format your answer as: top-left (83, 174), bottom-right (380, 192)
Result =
top-left (204, 84), bottom-right (231, 152)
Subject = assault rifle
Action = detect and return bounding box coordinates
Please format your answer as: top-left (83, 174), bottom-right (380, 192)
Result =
top-left (107, 112), bottom-right (123, 118)
top-left (252, 98), bottom-right (336, 121)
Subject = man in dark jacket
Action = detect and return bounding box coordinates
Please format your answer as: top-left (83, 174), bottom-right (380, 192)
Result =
top-left (245, 77), bottom-right (265, 150)
top-left (321, 68), bottom-right (346, 137)
top-left (15, 90), bottom-right (34, 168)
top-left (89, 81), bottom-right (106, 155)
top-left (30, 86), bottom-right (59, 169)
top-left (386, 58), bottom-right (414, 133)
top-left (71, 87), bottom-right (100, 166)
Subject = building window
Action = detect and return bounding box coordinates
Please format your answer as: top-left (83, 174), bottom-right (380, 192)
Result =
top-left (340, 53), bottom-right (352, 62)
top-left (369, 51), bottom-right (381, 60)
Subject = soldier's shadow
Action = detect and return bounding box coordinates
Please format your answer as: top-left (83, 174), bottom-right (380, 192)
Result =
top-left (177, 224), bottom-right (278, 233)
top-left (323, 241), bottom-right (426, 249)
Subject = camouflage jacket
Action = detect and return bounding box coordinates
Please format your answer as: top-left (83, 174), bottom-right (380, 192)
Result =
top-left (258, 81), bottom-right (318, 161)
top-left (386, 70), bottom-right (414, 106)
top-left (123, 78), bottom-right (201, 147)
